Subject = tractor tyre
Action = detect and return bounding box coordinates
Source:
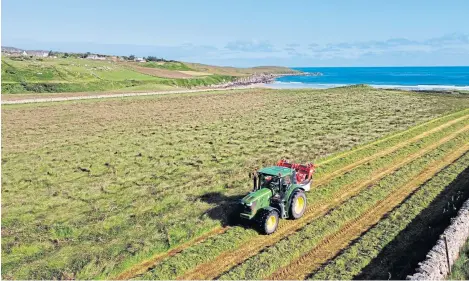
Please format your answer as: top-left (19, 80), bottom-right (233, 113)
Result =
top-left (289, 191), bottom-right (307, 219)
top-left (257, 209), bottom-right (279, 235)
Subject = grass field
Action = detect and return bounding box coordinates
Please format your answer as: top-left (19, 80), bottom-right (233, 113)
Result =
top-left (449, 238), bottom-right (469, 280)
top-left (1, 57), bottom-right (295, 94)
top-left (2, 86), bottom-right (469, 279)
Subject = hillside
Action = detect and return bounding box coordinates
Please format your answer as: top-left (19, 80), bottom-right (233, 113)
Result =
top-left (1, 56), bottom-right (298, 94)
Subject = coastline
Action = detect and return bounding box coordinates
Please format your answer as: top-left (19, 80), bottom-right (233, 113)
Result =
top-left (206, 71), bottom-right (322, 89)
top-left (265, 81), bottom-right (469, 91)
top-left (205, 68), bottom-right (469, 92)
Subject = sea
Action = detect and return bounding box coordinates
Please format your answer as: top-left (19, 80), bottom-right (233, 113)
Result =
top-left (270, 66), bottom-right (469, 90)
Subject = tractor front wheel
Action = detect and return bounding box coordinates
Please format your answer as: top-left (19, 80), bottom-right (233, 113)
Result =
top-left (258, 209), bottom-right (279, 235)
top-left (289, 191), bottom-right (307, 219)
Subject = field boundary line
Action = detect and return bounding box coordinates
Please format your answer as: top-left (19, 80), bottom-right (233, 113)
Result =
top-left (178, 125), bottom-right (469, 280)
top-left (268, 143), bottom-right (469, 280)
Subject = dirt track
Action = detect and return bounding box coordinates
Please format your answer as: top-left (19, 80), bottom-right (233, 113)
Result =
top-left (177, 124), bottom-right (469, 280)
top-left (1, 85), bottom-right (266, 105)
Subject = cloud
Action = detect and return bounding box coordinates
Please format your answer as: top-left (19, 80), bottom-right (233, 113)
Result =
top-left (7, 33), bottom-right (468, 67)
top-left (424, 33), bottom-right (469, 46)
top-left (224, 40), bottom-right (275, 52)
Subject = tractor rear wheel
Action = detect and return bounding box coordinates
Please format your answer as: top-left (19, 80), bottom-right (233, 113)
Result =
top-left (289, 191), bottom-right (307, 219)
top-left (258, 209), bottom-right (279, 235)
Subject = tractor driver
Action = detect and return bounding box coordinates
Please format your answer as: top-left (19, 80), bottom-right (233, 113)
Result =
top-left (262, 175), bottom-right (274, 188)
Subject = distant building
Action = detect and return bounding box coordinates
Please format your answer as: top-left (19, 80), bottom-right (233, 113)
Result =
top-left (86, 54), bottom-right (106, 60)
top-left (135, 57), bottom-right (146, 62)
top-left (25, 51), bottom-right (49, 57)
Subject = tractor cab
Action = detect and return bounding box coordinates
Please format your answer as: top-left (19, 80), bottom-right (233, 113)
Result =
top-left (253, 166), bottom-right (293, 199)
top-left (238, 159), bottom-right (316, 235)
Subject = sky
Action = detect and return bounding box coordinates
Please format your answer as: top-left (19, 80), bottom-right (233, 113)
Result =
top-left (2, 0), bottom-right (469, 67)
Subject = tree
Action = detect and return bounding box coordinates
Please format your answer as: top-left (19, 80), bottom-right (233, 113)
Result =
top-left (80, 52), bottom-right (91, 58)
top-left (128, 54), bottom-right (136, 60)
top-left (146, 56), bottom-right (158, 62)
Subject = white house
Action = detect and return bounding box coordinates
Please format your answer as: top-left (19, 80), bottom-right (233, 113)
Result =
top-left (22, 51), bottom-right (49, 57)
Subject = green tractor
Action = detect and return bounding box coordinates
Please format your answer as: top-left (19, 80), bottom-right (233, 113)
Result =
top-left (237, 159), bottom-right (316, 234)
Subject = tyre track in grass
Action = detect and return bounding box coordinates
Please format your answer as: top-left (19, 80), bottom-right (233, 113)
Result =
top-left (115, 112), bottom-right (468, 280)
top-left (178, 124), bottom-right (469, 280)
top-left (114, 227), bottom-right (227, 280)
top-left (267, 143), bottom-right (469, 280)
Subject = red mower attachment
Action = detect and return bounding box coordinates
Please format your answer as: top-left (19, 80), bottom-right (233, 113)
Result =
top-left (276, 159), bottom-right (316, 185)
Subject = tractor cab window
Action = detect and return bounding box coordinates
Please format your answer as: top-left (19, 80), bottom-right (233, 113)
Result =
top-left (282, 175), bottom-right (291, 186)
top-left (258, 174), bottom-right (280, 190)
top-left (280, 175), bottom-right (291, 195)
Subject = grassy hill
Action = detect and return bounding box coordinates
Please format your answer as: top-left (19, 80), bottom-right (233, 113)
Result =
top-left (1, 56), bottom-right (297, 94)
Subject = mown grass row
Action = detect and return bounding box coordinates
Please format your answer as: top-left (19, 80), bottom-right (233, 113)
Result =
top-left (95, 91), bottom-right (469, 279)
top-left (308, 118), bottom-right (469, 208)
top-left (217, 131), bottom-right (469, 280)
top-left (310, 152), bottom-right (469, 280)
top-left (355, 167), bottom-right (469, 279)
top-left (315, 108), bottom-right (469, 176)
top-left (137, 115), bottom-right (469, 279)
top-left (4, 88), bottom-right (469, 280)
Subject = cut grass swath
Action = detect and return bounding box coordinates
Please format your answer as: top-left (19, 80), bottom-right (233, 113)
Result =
top-left (123, 110), bottom-right (469, 280)
top-left (4, 87), bottom-right (469, 279)
top-left (269, 145), bottom-right (469, 280)
top-left (140, 120), bottom-right (469, 280)
top-left (218, 131), bottom-right (469, 280)
top-left (309, 152), bottom-right (469, 280)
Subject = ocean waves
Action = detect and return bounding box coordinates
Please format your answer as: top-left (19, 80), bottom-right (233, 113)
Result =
top-left (267, 81), bottom-right (469, 91)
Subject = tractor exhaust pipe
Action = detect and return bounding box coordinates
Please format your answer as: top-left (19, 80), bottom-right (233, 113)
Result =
top-left (253, 171), bottom-right (258, 191)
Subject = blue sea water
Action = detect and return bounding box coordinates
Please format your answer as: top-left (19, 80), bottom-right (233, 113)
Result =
top-left (271, 66), bottom-right (469, 90)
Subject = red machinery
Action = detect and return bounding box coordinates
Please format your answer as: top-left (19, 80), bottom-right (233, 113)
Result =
top-left (276, 159), bottom-right (316, 184)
